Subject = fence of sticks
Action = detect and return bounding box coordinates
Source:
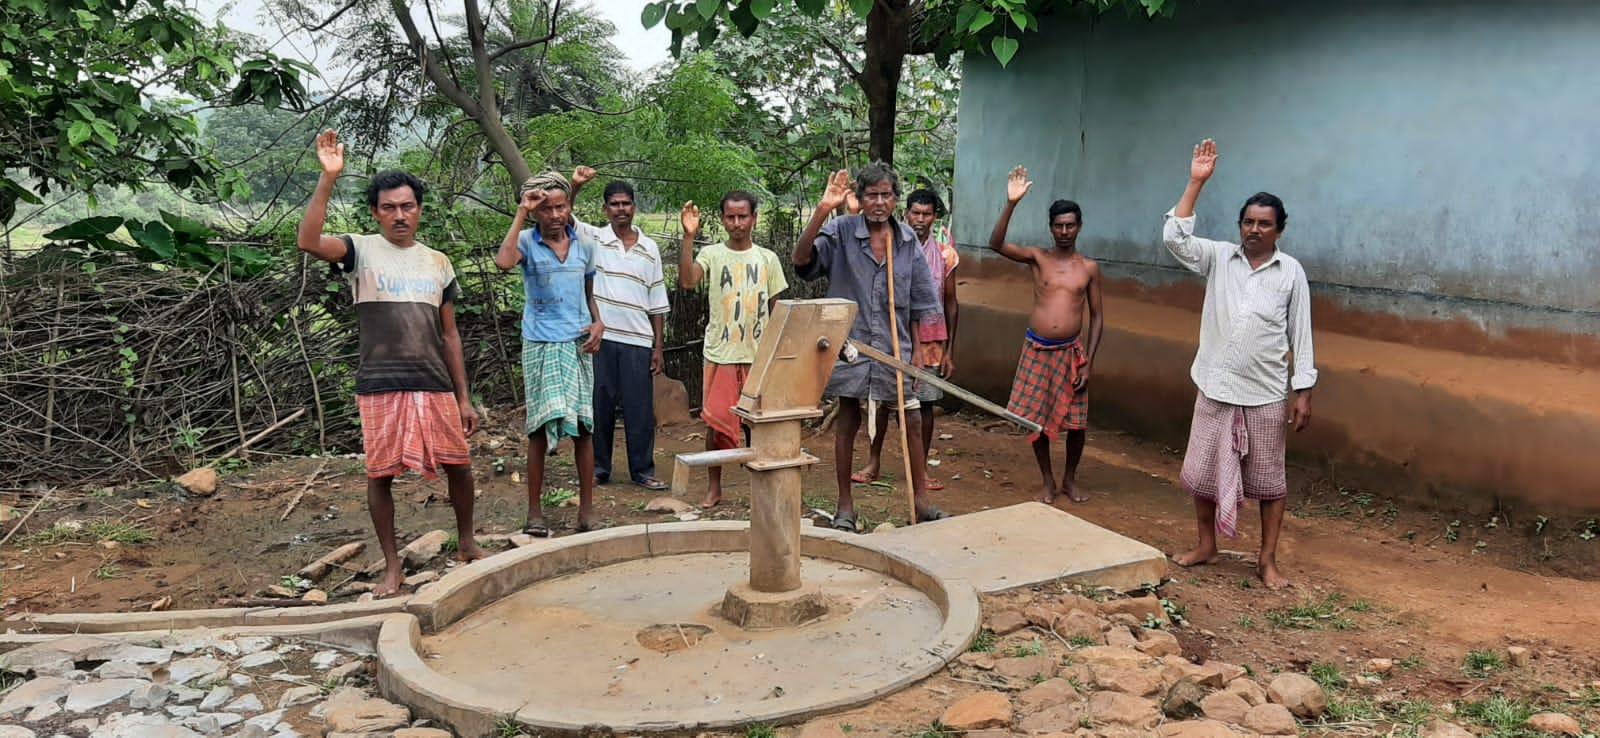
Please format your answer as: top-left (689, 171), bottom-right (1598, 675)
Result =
top-left (0, 210), bottom-right (822, 492)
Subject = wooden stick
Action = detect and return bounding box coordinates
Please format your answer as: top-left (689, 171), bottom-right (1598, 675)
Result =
top-left (296, 540), bottom-right (365, 581)
top-left (209, 408), bottom-right (307, 466)
top-left (0, 487), bottom-right (53, 548)
top-left (847, 341), bottom-right (1042, 435)
top-left (883, 236), bottom-right (919, 526)
top-left (279, 458), bottom-right (329, 522)
top-left (215, 597), bottom-right (320, 608)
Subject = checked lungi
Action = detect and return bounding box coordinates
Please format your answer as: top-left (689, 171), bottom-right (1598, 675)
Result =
top-left (1005, 330), bottom-right (1089, 442)
top-left (357, 391), bottom-right (471, 479)
top-left (523, 340), bottom-right (594, 446)
top-left (1179, 393), bottom-right (1290, 538)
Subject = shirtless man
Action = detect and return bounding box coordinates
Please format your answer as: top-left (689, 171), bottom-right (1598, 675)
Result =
top-left (990, 166), bottom-right (1104, 505)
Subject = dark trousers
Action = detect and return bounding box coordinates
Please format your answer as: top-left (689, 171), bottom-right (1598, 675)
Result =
top-left (593, 340), bottom-right (656, 482)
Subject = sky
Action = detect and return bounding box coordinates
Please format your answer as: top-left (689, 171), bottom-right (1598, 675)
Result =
top-left (202, 0), bottom-right (672, 73)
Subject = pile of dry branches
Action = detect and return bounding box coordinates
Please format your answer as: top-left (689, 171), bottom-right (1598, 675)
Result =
top-left (0, 250), bottom-right (531, 491)
top-left (0, 210), bottom-right (818, 492)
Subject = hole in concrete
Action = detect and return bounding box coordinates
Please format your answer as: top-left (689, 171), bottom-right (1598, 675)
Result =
top-left (635, 623), bottom-right (713, 653)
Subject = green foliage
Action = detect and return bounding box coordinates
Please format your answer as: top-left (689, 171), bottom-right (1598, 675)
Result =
top-left (541, 487), bottom-right (578, 507)
top-left (1264, 593), bottom-right (1359, 631)
top-left (1308, 662), bottom-right (1347, 690)
top-left (1456, 695), bottom-right (1536, 737)
top-left (1463, 650), bottom-right (1506, 679)
top-left (1009, 637), bottom-right (1045, 657)
top-left (0, 0), bottom-right (310, 222)
top-left (40, 210), bottom-right (270, 279)
top-left (968, 629), bottom-right (997, 653)
top-left (644, 1), bottom-right (1175, 67)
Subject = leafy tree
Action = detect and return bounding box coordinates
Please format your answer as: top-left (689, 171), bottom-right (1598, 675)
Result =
top-left (275, 0), bottom-right (638, 189)
top-left (0, 0), bottom-right (311, 224)
top-left (203, 105), bottom-right (325, 207)
top-left (694, 4), bottom-right (957, 201)
top-left (644, 0), bottom-right (1175, 166)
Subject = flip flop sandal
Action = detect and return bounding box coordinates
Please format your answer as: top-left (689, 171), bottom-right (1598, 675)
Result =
top-left (522, 520), bottom-right (552, 538)
top-left (849, 471), bottom-right (877, 484)
top-left (917, 507), bottom-right (951, 523)
top-left (831, 510), bottom-right (859, 533)
top-left (634, 477), bottom-right (669, 492)
top-left (926, 478), bottom-right (946, 491)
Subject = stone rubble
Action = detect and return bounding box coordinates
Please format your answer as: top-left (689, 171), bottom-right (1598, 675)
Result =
top-left (910, 592), bottom-right (1344, 738)
top-left (0, 632), bottom-right (442, 738)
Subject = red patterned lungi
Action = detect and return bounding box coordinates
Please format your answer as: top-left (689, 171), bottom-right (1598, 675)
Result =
top-left (357, 391), bottom-right (471, 479)
top-left (1005, 333), bottom-right (1089, 442)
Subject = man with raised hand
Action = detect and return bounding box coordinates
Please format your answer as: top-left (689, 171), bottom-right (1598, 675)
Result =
top-left (1164, 139), bottom-right (1317, 589)
top-left (677, 192), bottom-right (788, 509)
top-left (296, 130), bottom-right (486, 598)
top-left (793, 164), bottom-right (945, 532)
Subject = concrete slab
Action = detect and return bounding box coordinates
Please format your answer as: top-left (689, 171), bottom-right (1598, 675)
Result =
top-left (872, 502), bottom-right (1167, 593)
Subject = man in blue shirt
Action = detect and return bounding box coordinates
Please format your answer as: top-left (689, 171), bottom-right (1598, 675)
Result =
top-left (495, 171), bottom-right (604, 536)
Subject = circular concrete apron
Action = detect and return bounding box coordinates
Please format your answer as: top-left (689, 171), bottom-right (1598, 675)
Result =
top-left (380, 523), bottom-right (980, 734)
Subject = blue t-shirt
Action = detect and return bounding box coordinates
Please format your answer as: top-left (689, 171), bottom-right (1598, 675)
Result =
top-left (517, 226), bottom-right (598, 342)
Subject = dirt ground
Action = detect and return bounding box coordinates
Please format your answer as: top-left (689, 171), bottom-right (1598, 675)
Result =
top-left (4, 409), bottom-right (1599, 735)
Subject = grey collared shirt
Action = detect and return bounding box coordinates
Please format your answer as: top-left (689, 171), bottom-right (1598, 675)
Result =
top-left (797, 214), bottom-right (942, 401)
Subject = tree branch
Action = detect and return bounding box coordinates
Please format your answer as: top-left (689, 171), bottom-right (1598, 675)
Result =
top-left (488, 0), bottom-right (563, 65)
top-left (423, 0), bottom-right (466, 92)
top-left (389, 0), bottom-right (483, 118)
top-left (813, 31), bottom-right (863, 78)
top-left (305, 0), bottom-right (364, 33)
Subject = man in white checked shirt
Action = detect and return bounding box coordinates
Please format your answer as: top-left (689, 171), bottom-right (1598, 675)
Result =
top-left (570, 166), bottom-right (672, 491)
top-left (1162, 139), bottom-right (1317, 589)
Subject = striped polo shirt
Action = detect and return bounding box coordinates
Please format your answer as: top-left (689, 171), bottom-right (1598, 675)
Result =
top-left (578, 221), bottom-right (671, 348)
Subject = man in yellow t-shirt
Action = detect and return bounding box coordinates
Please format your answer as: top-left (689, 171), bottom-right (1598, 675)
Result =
top-left (676, 191), bottom-right (789, 508)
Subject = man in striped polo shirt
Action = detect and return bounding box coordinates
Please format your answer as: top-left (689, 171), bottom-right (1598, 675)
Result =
top-left (571, 166), bottom-right (671, 491)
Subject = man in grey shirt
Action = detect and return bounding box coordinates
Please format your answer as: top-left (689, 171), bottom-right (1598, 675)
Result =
top-left (793, 163), bottom-right (946, 531)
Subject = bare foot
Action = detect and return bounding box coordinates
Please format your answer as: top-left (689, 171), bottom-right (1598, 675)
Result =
top-left (575, 506), bottom-right (599, 532)
top-left (455, 543), bottom-right (490, 562)
top-left (1258, 561), bottom-right (1291, 589)
top-left (1171, 547), bottom-right (1219, 567)
top-left (373, 566), bottom-right (405, 598)
top-left (1059, 481), bottom-right (1089, 504)
top-left (700, 493), bottom-right (722, 509)
top-left (1036, 484), bottom-right (1058, 505)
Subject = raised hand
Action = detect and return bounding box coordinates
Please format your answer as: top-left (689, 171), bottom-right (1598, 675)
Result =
top-left (680, 201), bottom-right (701, 234)
top-left (572, 165), bottom-right (597, 189)
top-left (520, 188), bottom-right (547, 214)
top-left (1191, 138), bottom-right (1218, 182)
top-left (316, 130), bottom-right (345, 176)
top-left (819, 168), bottom-right (852, 212)
top-left (1006, 165), bottom-right (1032, 203)
top-left (844, 188), bottom-right (861, 215)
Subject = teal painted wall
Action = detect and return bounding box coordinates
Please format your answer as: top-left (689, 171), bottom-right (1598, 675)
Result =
top-left (952, 0), bottom-right (1600, 331)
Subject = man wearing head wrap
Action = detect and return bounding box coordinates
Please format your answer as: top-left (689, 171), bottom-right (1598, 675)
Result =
top-left (296, 130), bottom-right (488, 598)
top-left (495, 170), bottom-right (605, 536)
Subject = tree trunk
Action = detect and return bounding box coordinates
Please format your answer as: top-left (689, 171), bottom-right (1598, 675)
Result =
top-left (478, 113), bottom-right (532, 186)
top-left (859, 1), bottom-right (913, 167)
